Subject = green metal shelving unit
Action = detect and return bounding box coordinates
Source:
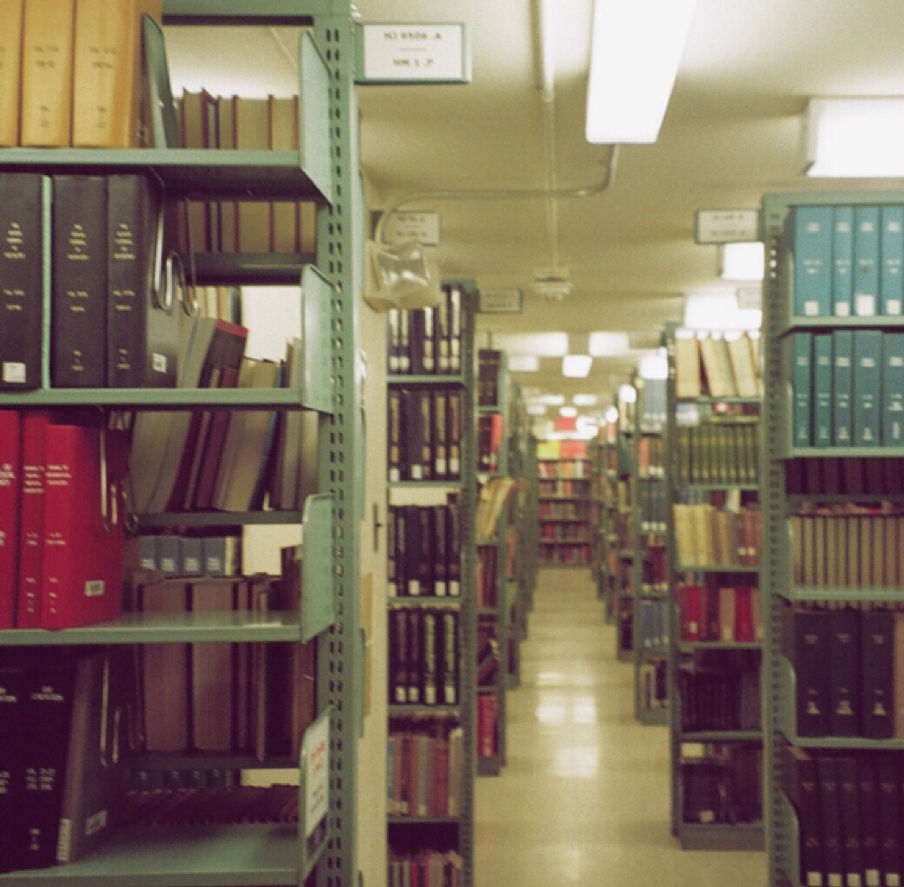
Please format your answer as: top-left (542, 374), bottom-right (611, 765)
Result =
top-left (0, 5), bottom-right (364, 886)
top-left (613, 386), bottom-right (637, 663)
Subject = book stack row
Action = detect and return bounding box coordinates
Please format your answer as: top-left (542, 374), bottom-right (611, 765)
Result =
top-left (0, 411), bottom-right (129, 630)
top-left (784, 747), bottom-right (904, 887)
top-left (535, 439), bottom-right (588, 460)
top-left (790, 330), bottom-right (904, 448)
top-left (387, 289), bottom-right (464, 376)
top-left (674, 329), bottom-right (762, 400)
top-left (476, 348), bottom-right (503, 407)
top-left (137, 533), bottom-right (241, 578)
top-left (0, 172), bottom-right (180, 391)
top-left (539, 523), bottom-right (590, 543)
top-left (537, 478), bottom-right (588, 498)
top-left (386, 726), bottom-right (464, 818)
top-left (680, 745), bottom-right (762, 826)
top-left (637, 434), bottom-right (666, 478)
top-left (787, 456), bottom-right (904, 496)
top-left (678, 660), bottom-right (761, 733)
top-left (676, 583), bottom-right (763, 644)
top-left (674, 421), bottom-right (760, 487)
top-left (477, 412), bottom-right (503, 473)
top-left (638, 479), bottom-right (669, 534)
top-left (476, 544), bottom-right (498, 609)
top-left (641, 541), bottom-right (668, 593)
top-left (537, 458), bottom-right (589, 479)
top-left (388, 387), bottom-right (464, 483)
top-left (673, 503), bottom-right (762, 568)
top-left (476, 695), bottom-right (498, 759)
top-left (135, 573), bottom-right (316, 759)
top-left (791, 511), bottom-right (904, 588)
top-left (538, 500), bottom-right (587, 520)
top-left (539, 544), bottom-right (590, 566)
top-left (787, 605), bottom-right (904, 739)
top-left (791, 204), bottom-right (904, 319)
top-left (388, 609), bottom-right (460, 708)
top-left (175, 91), bottom-right (317, 256)
top-left (638, 597), bottom-right (670, 650)
top-left (476, 625), bottom-right (500, 687)
top-left (0, 0), bottom-right (155, 149)
top-left (387, 503), bottom-right (462, 598)
top-left (388, 851), bottom-right (464, 887)
top-left (638, 657), bottom-right (669, 711)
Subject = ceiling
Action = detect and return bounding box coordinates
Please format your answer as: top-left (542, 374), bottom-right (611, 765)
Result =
top-left (165, 0), bottom-right (904, 421)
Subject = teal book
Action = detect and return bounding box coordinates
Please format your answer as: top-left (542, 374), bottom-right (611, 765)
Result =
top-left (882, 331), bottom-right (904, 446)
top-left (790, 332), bottom-right (813, 448)
top-left (831, 206), bottom-right (854, 317)
top-left (853, 205), bottom-right (880, 317)
top-left (792, 206), bottom-right (832, 317)
top-left (832, 329), bottom-right (854, 447)
top-left (853, 329), bottom-right (882, 446)
top-left (813, 332), bottom-right (833, 447)
top-left (881, 205), bottom-right (904, 316)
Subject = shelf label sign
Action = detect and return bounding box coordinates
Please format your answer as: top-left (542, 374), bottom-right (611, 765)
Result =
top-left (695, 209), bottom-right (760, 244)
top-left (383, 211), bottom-right (441, 246)
top-left (300, 710), bottom-right (330, 871)
top-left (358, 23), bottom-right (470, 83)
top-left (478, 289), bottom-right (524, 314)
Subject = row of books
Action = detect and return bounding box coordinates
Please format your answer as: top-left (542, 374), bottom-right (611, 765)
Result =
top-left (386, 289), bottom-right (464, 376)
top-left (638, 657), bottom-right (668, 711)
top-left (476, 625), bottom-right (500, 687)
top-left (386, 727), bottom-right (464, 818)
top-left (0, 173), bottom-right (180, 391)
top-left (387, 387), bottom-right (464, 483)
top-left (638, 598), bottom-right (669, 651)
top-left (674, 328), bottom-right (762, 400)
top-left (1, 0), bottom-right (156, 149)
top-left (538, 544), bottom-right (590, 565)
top-left (539, 524), bottom-right (590, 543)
top-left (535, 439), bottom-right (588, 460)
top-left (787, 605), bottom-right (904, 739)
top-left (787, 456), bottom-right (904, 496)
top-left (387, 503), bottom-right (462, 598)
top-left (637, 478), bottom-right (669, 534)
top-left (537, 479), bottom-right (589, 498)
top-left (678, 662), bottom-right (761, 733)
top-left (680, 747), bottom-right (762, 825)
top-left (791, 511), bottom-right (904, 588)
top-left (638, 378), bottom-right (668, 432)
top-left (676, 583), bottom-right (764, 644)
top-left (134, 571), bottom-right (316, 758)
top-left (476, 545), bottom-right (498, 609)
top-left (537, 500), bottom-right (588, 520)
top-left (783, 747), bottom-right (904, 887)
top-left (476, 348), bottom-right (503, 407)
top-left (388, 608), bottom-right (460, 707)
top-left (0, 412), bottom-right (128, 630)
top-left (137, 533), bottom-right (240, 578)
top-left (673, 421), bottom-right (760, 487)
top-left (791, 204), bottom-right (904, 319)
top-left (387, 851), bottom-right (464, 887)
top-left (637, 434), bottom-right (666, 478)
top-left (790, 330), bottom-right (904, 449)
top-left (537, 458), bottom-right (589, 479)
top-left (476, 412), bottom-right (503, 473)
top-left (673, 503), bottom-right (762, 569)
top-left (475, 477), bottom-right (515, 540)
top-left (176, 91), bottom-right (317, 256)
top-left (640, 541), bottom-right (668, 593)
top-left (476, 695), bottom-right (498, 759)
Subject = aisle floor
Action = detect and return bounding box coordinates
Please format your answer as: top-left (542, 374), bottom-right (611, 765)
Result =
top-left (474, 568), bottom-right (766, 887)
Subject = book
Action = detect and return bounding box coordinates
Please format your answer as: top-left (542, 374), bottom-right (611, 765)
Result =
top-left (857, 755), bottom-right (882, 887)
top-left (19, 0), bottom-right (76, 147)
top-left (0, 662), bottom-right (26, 873)
top-left (233, 95), bottom-right (271, 252)
top-left (881, 205), bottom-right (904, 315)
top-left (51, 175), bottom-right (108, 388)
top-left (0, 173), bottom-right (48, 391)
top-left (852, 329), bottom-right (882, 447)
top-left (853, 206), bottom-right (880, 317)
top-left (106, 173), bottom-right (180, 388)
top-left (832, 329), bottom-right (853, 447)
top-left (832, 206), bottom-right (854, 317)
top-left (698, 332), bottom-right (736, 398)
top-left (812, 332), bottom-right (833, 448)
top-left (0, 411), bottom-right (20, 629)
top-left (877, 756), bottom-right (901, 887)
top-left (269, 95), bottom-right (300, 253)
top-left (40, 422), bottom-right (129, 630)
top-left (828, 608), bottom-right (860, 736)
top-left (0, 0), bottom-right (24, 147)
top-left (883, 332), bottom-right (904, 446)
top-left (860, 609), bottom-right (894, 740)
top-left (817, 757), bottom-right (843, 887)
top-left (674, 329), bottom-right (702, 398)
top-left (790, 332), bottom-right (814, 448)
top-left (836, 756), bottom-right (862, 887)
top-left (71, 0), bottom-right (162, 147)
top-left (725, 331), bottom-right (758, 398)
top-left (787, 607), bottom-right (831, 737)
top-left (792, 205), bottom-right (832, 317)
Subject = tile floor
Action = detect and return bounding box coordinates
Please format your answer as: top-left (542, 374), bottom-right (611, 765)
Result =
top-left (474, 567), bottom-right (767, 887)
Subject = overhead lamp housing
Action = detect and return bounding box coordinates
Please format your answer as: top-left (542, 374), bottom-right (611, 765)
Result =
top-left (804, 97), bottom-right (904, 178)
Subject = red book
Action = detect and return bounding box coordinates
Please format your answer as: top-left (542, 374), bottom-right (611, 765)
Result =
top-left (734, 586), bottom-right (755, 642)
top-left (17, 411), bottom-right (51, 627)
top-left (477, 695), bottom-right (497, 758)
top-left (39, 423), bottom-right (129, 629)
top-left (678, 583), bottom-right (701, 642)
top-left (0, 411), bottom-right (21, 628)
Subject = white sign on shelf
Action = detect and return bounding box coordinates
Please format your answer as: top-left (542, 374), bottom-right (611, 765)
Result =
top-left (382, 211), bottom-right (441, 246)
top-left (478, 289), bottom-right (524, 314)
top-left (360, 23), bottom-right (470, 83)
top-left (300, 710), bottom-right (330, 872)
top-left (695, 209), bottom-right (760, 244)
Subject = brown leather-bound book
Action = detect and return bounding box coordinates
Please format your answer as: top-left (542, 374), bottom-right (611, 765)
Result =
top-left (19, 0), bottom-right (76, 147)
top-left (0, 0), bottom-right (24, 146)
top-left (71, 0), bottom-right (162, 147)
top-left (269, 95), bottom-right (300, 253)
top-left (233, 95), bottom-right (272, 252)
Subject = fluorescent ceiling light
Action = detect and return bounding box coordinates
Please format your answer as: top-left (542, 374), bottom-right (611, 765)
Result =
top-left (563, 355), bottom-right (593, 377)
top-left (508, 354), bottom-right (540, 372)
top-left (491, 332), bottom-right (568, 356)
top-left (586, 0), bottom-right (697, 144)
top-left (560, 406), bottom-right (578, 418)
top-left (573, 394), bottom-right (599, 406)
top-left (540, 394), bottom-right (565, 406)
top-left (527, 404), bottom-right (547, 416)
top-left (618, 384), bottom-right (637, 404)
top-left (638, 348), bottom-right (668, 380)
top-left (719, 242), bottom-right (765, 281)
top-left (589, 331), bottom-right (631, 357)
top-left (604, 405), bottom-right (619, 423)
top-left (804, 98), bottom-right (904, 177)
top-left (684, 292), bottom-right (762, 331)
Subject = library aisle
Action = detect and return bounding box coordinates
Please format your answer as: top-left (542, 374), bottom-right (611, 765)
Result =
top-left (474, 567), bottom-right (766, 887)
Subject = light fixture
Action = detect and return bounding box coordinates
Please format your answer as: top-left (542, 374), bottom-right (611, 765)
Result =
top-left (719, 242), bottom-right (765, 281)
top-left (589, 331), bottom-right (631, 357)
top-left (683, 292), bottom-right (762, 331)
top-left (605, 405), bottom-right (619, 423)
top-left (573, 394), bottom-right (599, 407)
top-left (586, 0), bottom-right (697, 144)
top-left (618, 384), bottom-right (637, 404)
top-left (540, 394), bottom-right (565, 406)
top-left (638, 348), bottom-right (668, 380)
top-left (804, 98), bottom-right (904, 178)
top-left (560, 406), bottom-right (578, 418)
top-left (563, 354), bottom-right (593, 378)
top-left (508, 354), bottom-right (540, 372)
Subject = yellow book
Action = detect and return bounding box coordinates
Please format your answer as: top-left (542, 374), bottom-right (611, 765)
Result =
top-left (234, 95), bottom-right (272, 252)
top-left (19, 0), bottom-right (76, 147)
top-left (673, 328), bottom-right (701, 399)
top-left (0, 0), bottom-right (24, 146)
top-left (269, 95), bottom-right (300, 253)
top-left (71, 0), bottom-right (162, 147)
